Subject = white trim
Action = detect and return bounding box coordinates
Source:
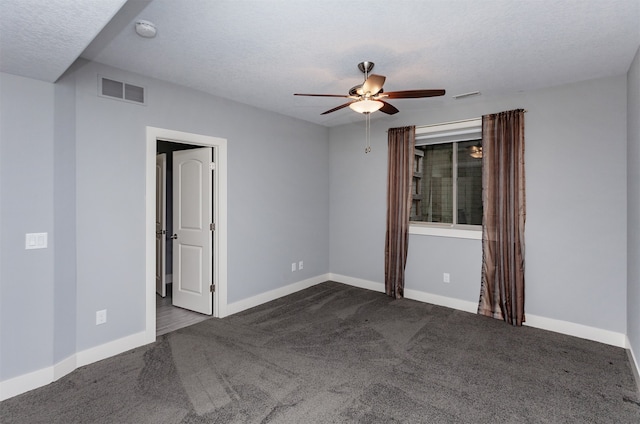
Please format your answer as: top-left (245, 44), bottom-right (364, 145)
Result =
top-left (626, 336), bottom-right (640, 393)
top-left (404, 288), bottom-right (478, 313)
top-left (225, 274), bottom-right (329, 317)
top-left (52, 355), bottom-right (77, 380)
top-left (145, 134), bottom-right (156, 344)
top-left (332, 274), bottom-right (627, 348)
top-left (328, 273), bottom-right (385, 293)
top-left (145, 127), bottom-right (228, 342)
top-left (0, 331), bottom-right (148, 401)
top-left (329, 274), bottom-right (478, 312)
top-left (523, 314), bottom-right (625, 347)
top-left (0, 365), bottom-right (54, 401)
top-left (76, 331), bottom-right (148, 367)
top-left (0, 274), bottom-right (323, 400)
top-left (2, 273), bottom-right (632, 401)
top-left (409, 223), bottom-right (482, 240)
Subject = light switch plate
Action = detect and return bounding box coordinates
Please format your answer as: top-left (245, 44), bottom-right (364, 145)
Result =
top-left (25, 233), bottom-right (47, 249)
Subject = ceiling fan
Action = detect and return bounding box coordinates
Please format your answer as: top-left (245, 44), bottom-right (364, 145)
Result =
top-left (294, 61), bottom-right (445, 115)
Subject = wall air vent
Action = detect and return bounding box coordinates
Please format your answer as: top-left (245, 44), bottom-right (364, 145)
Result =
top-left (99, 76), bottom-right (146, 105)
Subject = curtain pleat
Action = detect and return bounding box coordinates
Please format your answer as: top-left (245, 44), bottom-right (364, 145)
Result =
top-left (478, 109), bottom-right (526, 326)
top-left (385, 126), bottom-right (415, 299)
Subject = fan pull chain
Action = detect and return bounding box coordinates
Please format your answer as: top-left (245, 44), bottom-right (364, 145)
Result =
top-left (364, 112), bottom-right (372, 154)
top-left (364, 67), bottom-right (372, 153)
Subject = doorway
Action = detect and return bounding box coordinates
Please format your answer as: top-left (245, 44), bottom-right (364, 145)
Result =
top-left (145, 127), bottom-right (228, 344)
top-left (156, 141), bottom-right (212, 335)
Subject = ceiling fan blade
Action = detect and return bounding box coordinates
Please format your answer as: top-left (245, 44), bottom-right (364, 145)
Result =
top-left (379, 101), bottom-right (399, 115)
top-left (321, 101), bottom-right (354, 115)
top-left (361, 74), bottom-right (386, 95)
top-left (294, 93), bottom-right (350, 98)
top-left (382, 89), bottom-right (446, 99)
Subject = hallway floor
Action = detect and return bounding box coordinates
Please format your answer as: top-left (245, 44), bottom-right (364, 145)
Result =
top-left (156, 286), bottom-right (212, 336)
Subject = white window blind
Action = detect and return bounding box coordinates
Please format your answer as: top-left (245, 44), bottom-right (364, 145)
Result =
top-left (415, 118), bottom-right (481, 146)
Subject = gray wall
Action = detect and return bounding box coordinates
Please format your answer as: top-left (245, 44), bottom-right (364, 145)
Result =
top-left (53, 71), bottom-right (77, 364)
top-left (330, 74), bottom-right (628, 333)
top-left (73, 61), bottom-right (330, 351)
top-left (0, 61), bottom-right (330, 380)
top-left (628, 46), bottom-right (640, 366)
top-left (0, 61), bottom-right (632, 383)
top-left (0, 73), bottom-right (55, 379)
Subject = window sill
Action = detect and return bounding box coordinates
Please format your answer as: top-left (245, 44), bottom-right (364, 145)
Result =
top-left (409, 223), bottom-right (482, 240)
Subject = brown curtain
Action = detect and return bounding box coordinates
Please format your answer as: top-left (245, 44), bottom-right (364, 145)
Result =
top-left (385, 126), bottom-right (415, 299)
top-left (478, 109), bottom-right (526, 326)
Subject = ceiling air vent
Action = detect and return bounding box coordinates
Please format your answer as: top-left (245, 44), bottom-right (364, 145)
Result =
top-left (99, 76), bottom-right (146, 105)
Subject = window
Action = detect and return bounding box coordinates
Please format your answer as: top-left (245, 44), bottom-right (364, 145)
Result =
top-left (411, 119), bottom-right (482, 227)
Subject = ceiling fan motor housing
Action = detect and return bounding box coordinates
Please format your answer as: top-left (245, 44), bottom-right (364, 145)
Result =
top-left (358, 61), bottom-right (375, 74)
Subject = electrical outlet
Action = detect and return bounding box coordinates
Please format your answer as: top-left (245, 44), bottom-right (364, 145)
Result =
top-left (291, 262), bottom-right (296, 272)
top-left (96, 309), bottom-right (107, 325)
top-left (298, 260), bottom-right (303, 270)
top-left (443, 273), bottom-right (450, 283)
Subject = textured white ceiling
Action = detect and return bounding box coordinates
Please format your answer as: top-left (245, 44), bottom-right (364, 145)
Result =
top-left (1, 0), bottom-right (639, 127)
top-left (0, 0), bottom-right (128, 82)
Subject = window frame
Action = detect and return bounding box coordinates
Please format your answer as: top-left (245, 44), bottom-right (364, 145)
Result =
top-left (409, 118), bottom-right (483, 240)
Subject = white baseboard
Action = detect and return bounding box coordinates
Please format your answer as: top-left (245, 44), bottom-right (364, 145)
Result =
top-left (52, 354), bottom-right (77, 380)
top-left (1, 274), bottom-right (631, 401)
top-left (627, 336), bottom-right (640, 393)
top-left (404, 288), bottom-right (478, 313)
top-left (1, 274), bottom-right (328, 401)
top-left (0, 364), bottom-right (55, 401)
top-left (76, 331), bottom-right (148, 367)
top-left (329, 273), bottom-right (479, 313)
top-left (0, 331), bottom-right (150, 401)
top-left (328, 273), bottom-right (385, 293)
top-left (331, 273), bottom-right (627, 348)
top-left (225, 273), bottom-right (330, 317)
top-left (523, 313), bottom-right (626, 347)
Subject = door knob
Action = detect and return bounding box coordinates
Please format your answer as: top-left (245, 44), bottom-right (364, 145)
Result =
top-left (170, 234), bottom-right (178, 240)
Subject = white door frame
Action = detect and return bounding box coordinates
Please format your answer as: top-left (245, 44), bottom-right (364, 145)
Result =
top-left (145, 126), bottom-right (228, 344)
top-left (156, 153), bottom-right (167, 297)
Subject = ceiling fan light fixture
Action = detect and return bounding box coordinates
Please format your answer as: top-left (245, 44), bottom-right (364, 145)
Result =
top-left (295, 61), bottom-right (445, 117)
top-left (349, 99), bottom-right (384, 114)
top-left (469, 145), bottom-right (483, 159)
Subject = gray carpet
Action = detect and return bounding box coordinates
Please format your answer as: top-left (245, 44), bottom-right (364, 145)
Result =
top-left (2, 281), bottom-right (639, 423)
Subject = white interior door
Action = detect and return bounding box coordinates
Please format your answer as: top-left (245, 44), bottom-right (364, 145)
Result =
top-left (172, 147), bottom-right (213, 315)
top-left (155, 153), bottom-right (167, 297)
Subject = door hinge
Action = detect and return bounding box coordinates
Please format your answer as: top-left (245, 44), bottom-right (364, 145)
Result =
top-left (210, 223), bottom-right (215, 231)
top-left (210, 284), bottom-right (215, 293)
top-left (209, 162), bottom-right (215, 171)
